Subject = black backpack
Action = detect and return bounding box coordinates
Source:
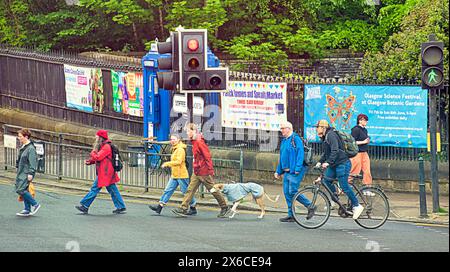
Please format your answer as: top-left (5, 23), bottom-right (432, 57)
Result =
top-left (290, 134), bottom-right (313, 166)
top-left (108, 143), bottom-right (123, 172)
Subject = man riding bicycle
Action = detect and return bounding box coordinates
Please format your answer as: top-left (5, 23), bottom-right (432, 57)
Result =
top-left (314, 120), bottom-right (364, 220)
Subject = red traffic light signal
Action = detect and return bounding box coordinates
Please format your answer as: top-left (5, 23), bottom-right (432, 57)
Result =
top-left (421, 38), bottom-right (444, 89)
top-left (180, 31), bottom-right (206, 91)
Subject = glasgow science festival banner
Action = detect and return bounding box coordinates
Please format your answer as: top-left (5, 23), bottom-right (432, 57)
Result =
top-left (304, 85), bottom-right (428, 148)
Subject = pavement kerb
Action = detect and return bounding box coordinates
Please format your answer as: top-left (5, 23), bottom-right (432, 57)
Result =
top-left (0, 170), bottom-right (448, 226)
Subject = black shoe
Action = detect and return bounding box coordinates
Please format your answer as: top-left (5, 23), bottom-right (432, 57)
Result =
top-left (172, 208), bottom-right (188, 217)
top-left (306, 205), bottom-right (317, 220)
top-left (217, 206), bottom-right (231, 218)
top-left (75, 205), bottom-right (88, 214)
top-left (149, 204), bottom-right (163, 214)
top-left (113, 208), bottom-right (127, 214)
top-left (279, 216), bottom-right (295, 222)
top-left (186, 206), bottom-right (197, 216)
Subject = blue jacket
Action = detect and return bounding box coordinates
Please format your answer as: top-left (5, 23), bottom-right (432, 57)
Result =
top-left (276, 132), bottom-right (305, 175)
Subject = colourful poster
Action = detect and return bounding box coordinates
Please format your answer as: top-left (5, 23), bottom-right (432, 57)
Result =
top-left (111, 70), bottom-right (143, 117)
top-left (304, 84), bottom-right (428, 148)
top-left (221, 81), bottom-right (287, 131)
top-left (90, 68), bottom-right (104, 113)
top-left (64, 64), bottom-right (93, 113)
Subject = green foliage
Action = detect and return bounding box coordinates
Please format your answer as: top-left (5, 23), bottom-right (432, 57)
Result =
top-left (361, 0), bottom-right (449, 82)
top-left (0, 0), bottom-right (448, 79)
top-left (165, 0), bottom-right (228, 46)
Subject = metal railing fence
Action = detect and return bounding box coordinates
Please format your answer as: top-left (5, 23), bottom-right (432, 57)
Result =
top-left (2, 125), bottom-right (243, 192)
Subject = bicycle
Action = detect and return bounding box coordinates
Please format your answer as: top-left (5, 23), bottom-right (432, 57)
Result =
top-left (291, 165), bottom-right (390, 229)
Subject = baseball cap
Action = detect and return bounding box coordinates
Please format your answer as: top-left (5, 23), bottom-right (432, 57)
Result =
top-left (314, 120), bottom-right (329, 128)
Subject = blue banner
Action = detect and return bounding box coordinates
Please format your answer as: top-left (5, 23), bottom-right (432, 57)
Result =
top-left (304, 85), bottom-right (428, 148)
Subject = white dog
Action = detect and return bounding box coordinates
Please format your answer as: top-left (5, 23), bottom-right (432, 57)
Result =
top-left (210, 183), bottom-right (280, 219)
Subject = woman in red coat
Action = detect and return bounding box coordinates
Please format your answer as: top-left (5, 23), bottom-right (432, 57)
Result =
top-left (75, 130), bottom-right (126, 214)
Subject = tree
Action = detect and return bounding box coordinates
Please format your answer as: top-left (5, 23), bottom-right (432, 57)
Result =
top-left (360, 0), bottom-right (449, 82)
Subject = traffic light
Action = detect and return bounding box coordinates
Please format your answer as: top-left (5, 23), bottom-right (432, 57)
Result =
top-left (156, 31), bottom-right (179, 91)
top-left (180, 30), bottom-right (206, 91)
top-left (421, 38), bottom-right (444, 90)
top-left (205, 68), bottom-right (228, 90)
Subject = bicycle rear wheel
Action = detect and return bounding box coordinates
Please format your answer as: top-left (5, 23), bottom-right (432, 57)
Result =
top-left (354, 187), bottom-right (390, 229)
top-left (292, 186), bottom-right (331, 229)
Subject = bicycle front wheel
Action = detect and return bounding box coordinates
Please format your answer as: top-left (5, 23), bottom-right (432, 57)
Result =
top-left (354, 186), bottom-right (390, 229)
top-left (292, 186), bottom-right (331, 229)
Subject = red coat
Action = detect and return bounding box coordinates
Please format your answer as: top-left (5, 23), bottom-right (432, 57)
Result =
top-left (192, 135), bottom-right (214, 176)
top-left (86, 140), bottom-right (120, 188)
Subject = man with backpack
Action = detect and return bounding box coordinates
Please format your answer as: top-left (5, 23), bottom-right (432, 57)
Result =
top-left (314, 120), bottom-right (364, 220)
top-left (274, 121), bottom-right (314, 223)
top-left (75, 130), bottom-right (126, 215)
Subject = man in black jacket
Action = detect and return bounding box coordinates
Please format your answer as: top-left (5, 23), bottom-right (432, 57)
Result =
top-left (314, 120), bottom-right (364, 219)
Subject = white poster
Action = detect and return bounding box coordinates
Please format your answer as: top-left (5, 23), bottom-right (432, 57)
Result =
top-left (64, 64), bottom-right (93, 112)
top-left (221, 81), bottom-right (287, 131)
top-left (4, 134), bottom-right (17, 149)
top-left (172, 94), bottom-right (204, 116)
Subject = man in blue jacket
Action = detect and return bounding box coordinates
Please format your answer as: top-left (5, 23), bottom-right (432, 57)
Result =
top-left (274, 121), bottom-right (313, 222)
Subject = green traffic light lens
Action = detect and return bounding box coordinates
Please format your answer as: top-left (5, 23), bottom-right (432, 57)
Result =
top-left (188, 76), bottom-right (200, 87)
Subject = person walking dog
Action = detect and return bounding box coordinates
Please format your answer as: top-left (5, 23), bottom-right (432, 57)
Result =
top-left (172, 123), bottom-right (231, 218)
top-left (75, 130), bottom-right (126, 214)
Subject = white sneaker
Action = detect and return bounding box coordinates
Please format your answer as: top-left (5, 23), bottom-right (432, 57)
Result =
top-left (16, 210), bottom-right (31, 217)
top-left (352, 205), bottom-right (364, 219)
top-left (30, 204), bottom-right (41, 215)
top-left (363, 191), bottom-right (376, 197)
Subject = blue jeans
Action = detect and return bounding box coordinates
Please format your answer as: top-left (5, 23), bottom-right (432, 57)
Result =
top-left (22, 191), bottom-right (38, 212)
top-left (80, 178), bottom-right (126, 209)
top-left (160, 178), bottom-right (196, 207)
top-left (323, 160), bottom-right (359, 207)
top-left (283, 168), bottom-right (311, 217)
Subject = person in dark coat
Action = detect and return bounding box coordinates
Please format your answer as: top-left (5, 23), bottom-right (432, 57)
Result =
top-left (314, 120), bottom-right (364, 220)
top-left (15, 128), bottom-right (41, 217)
top-left (75, 130), bottom-right (126, 214)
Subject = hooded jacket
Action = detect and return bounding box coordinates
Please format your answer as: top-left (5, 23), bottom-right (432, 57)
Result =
top-left (163, 142), bottom-right (189, 179)
top-left (86, 139), bottom-right (120, 188)
top-left (191, 134), bottom-right (214, 176)
top-left (15, 141), bottom-right (37, 195)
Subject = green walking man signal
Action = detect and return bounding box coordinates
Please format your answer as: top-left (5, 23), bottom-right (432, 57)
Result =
top-left (421, 36), bottom-right (444, 90)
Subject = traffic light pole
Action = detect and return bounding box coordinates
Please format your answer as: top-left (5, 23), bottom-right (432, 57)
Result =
top-left (186, 92), bottom-right (194, 177)
top-left (429, 88), bottom-right (440, 212)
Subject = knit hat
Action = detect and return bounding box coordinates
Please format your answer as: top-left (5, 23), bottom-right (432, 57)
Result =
top-left (96, 129), bottom-right (108, 140)
top-left (314, 119), bottom-right (329, 128)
